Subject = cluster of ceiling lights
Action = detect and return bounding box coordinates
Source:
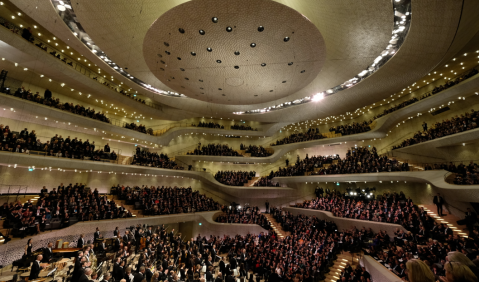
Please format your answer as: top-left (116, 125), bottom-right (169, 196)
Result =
top-left (234, 0), bottom-right (412, 115)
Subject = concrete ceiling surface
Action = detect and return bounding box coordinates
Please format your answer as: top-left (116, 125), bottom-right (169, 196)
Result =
top-left (10, 0), bottom-right (473, 124)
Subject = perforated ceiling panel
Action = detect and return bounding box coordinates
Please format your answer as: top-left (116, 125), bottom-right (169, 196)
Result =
top-left (143, 0), bottom-right (326, 105)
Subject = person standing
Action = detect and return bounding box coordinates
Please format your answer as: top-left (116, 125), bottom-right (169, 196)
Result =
top-left (422, 122), bottom-right (428, 132)
top-left (433, 193), bottom-right (445, 216)
top-left (265, 201), bottom-right (270, 213)
top-left (29, 255), bottom-right (44, 280)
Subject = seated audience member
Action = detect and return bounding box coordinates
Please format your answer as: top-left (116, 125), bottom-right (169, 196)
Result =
top-left (214, 171), bottom-right (256, 186)
top-left (131, 148), bottom-right (183, 170)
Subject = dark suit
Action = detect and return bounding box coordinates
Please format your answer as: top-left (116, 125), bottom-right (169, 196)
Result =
top-left (226, 275), bottom-right (236, 282)
top-left (43, 247), bottom-right (52, 262)
top-left (145, 269), bottom-right (153, 282)
top-left (206, 271), bottom-right (213, 281)
top-left (433, 196), bottom-right (444, 215)
top-left (133, 272), bottom-right (144, 282)
top-left (29, 261), bottom-right (42, 280)
top-left (78, 274), bottom-right (90, 282)
top-left (77, 237), bottom-right (85, 248)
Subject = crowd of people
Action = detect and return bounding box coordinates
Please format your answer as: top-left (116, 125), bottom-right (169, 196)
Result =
top-left (1, 183), bottom-right (133, 238)
top-left (195, 122), bottom-right (224, 129)
top-left (393, 109), bottom-right (479, 150)
top-left (115, 185), bottom-right (220, 215)
top-left (0, 124), bottom-right (117, 160)
top-left (188, 144), bottom-right (242, 156)
top-left (240, 144), bottom-right (272, 157)
top-left (3, 86), bottom-right (111, 124)
top-left (431, 68), bottom-right (479, 95)
top-left (271, 131), bottom-right (326, 146)
top-left (253, 176), bottom-right (280, 187)
top-left (268, 147), bottom-right (409, 178)
top-left (214, 170), bottom-right (256, 186)
top-left (373, 97), bottom-right (419, 120)
top-left (423, 161), bottom-right (479, 185)
top-left (293, 188), bottom-right (479, 281)
top-left (124, 123), bottom-right (152, 135)
top-left (216, 206), bottom-right (272, 230)
top-left (131, 148), bottom-right (183, 170)
top-left (328, 121), bottom-right (372, 136)
top-left (231, 124), bottom-right (257, 131)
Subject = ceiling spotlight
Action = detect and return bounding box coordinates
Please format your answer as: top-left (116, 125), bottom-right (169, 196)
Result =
top-left (234, 51), bottom-right (240, 55)
top-left (191, 52), bottom-right (196, 56)
top-left (207, 47), bottom-right (212, 52)
top-left (179, 28), bottom-right (185, 33)
top-left (301, 70), bottom-right (306, 73)
top-left (284, 37), bottom-right (290, 42)
top-left (164, 42), bottom-right (169, 47)
top-left (212, 17), bottom-right (218, 23)
top-left (261, 63), bottom-right (266, 67)
top-left (199, 29), bottom-right (205, 35)
top-left (288, 62), bottom-right (293, 66)
top-left (250, 43), bottom-right (256, 48)
top-left (226, 26), bottom-right (232, 32)
top-left (258, 26), bottom-right (264, 32)
top-left (234, 66), bottom-right (239, 69)
top-left (216, 60), bottom-right (222, 63)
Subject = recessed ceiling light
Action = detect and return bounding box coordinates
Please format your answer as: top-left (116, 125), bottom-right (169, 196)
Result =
top-left (216, 60), bottom-right (222, 63)
top-left (258, 26), bottom-right (264, 32)
top-left (288, 62), bottom-right (293, 66)
top-left (234, 66), bottom-right (239, 69)
top-left (250, 43), bottom-right (256, 48)
top-left (191, 52), bottom-right (196, 56)
top-left (179, 28), bottom-right (185, 33)
top-left (207, 47), bottom-right (212, 52)
top-left (199, 30), bottom-right (205, 35)
top-left (226, 26), bottom-right (232, 32)
top-left (212, 17), bottom-right (218, 23)
top-left (261, 63), bottom-right (266, 67)
top-left (284, 37), bottom-right (290, 42)
top-left (234, 51), bottom-right (240, 55)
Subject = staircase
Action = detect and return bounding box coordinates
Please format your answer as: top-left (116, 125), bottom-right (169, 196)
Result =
top-left (246, 177), bottom-right (260, 187)
top-left (324, 253), bottom-right (361, 282)
top-left (263, 213), bottom-right (291, 239)
top-left (418, 204), bottom-right (469, 237)
top-left (107, 195), bottom-right (142, 217)
top-left (117, 155), bottom-right (132, 165)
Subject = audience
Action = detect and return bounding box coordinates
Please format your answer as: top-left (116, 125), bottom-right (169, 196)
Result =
top-left (271, 131), bottom-right (326, 146)
top-left (216, 206), bottom-right (272, 230)
top-left (231, 124), bottom-right (256, 131)
top-left (125, 123), bottom-right (152, 135)
top-left (373, 97), bottom-right (419, 120)
top-left (0, 124), bottom-right (117, 160)
top-left (393, 109), bottom-right (479, 150)
top-left (3, 87), bottom-right (110, 124)
top-left (195, 122), bottom-right (224, 129)
top-left (188, 144), bottom-right (241, 157)
top-left (240, 144), bottom-right (272, 157)
top-left (4, 183), bottom-right (133, 238)
top-left (268, 147), bottom-right (409, 178)
top-left (214, 171), bottom-right (256, 186)
top-left (253, 176), bottom-right (280, 187)
top-left (116, 185), bottom-right (220, 215)
top-left (131, 147), bottom-right (183, 170)
top-left (328, 121), bottom-right (372, 136)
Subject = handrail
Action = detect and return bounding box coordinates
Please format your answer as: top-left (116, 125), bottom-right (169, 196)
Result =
top-left (170, 144), bottom-right (198, 156)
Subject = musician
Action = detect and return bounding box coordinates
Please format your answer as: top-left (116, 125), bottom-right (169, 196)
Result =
top-left (114, 227), bottom-right (120, 237)
top-left (123, 231), bottom-right (130, 243)
top-left (24, 238), bottom-right (33, 257)
top-left (97, 240), bottom-right (107, 254)
top-left (124, 266), bottom-right (134, 282)
top-left (219, 257), bottom-right (226, 275)
top-left (206, 266), bottom-right (214, 282)
top-left (29, 255), bottom-right (44, 280)
top-left (77, 234), bottom-right (85, 248)
top-left (145, 262), bottom-right (153, 282)
top-left (43, 242), bottom-right (53, 262)
top-left (133, 266), bottom-right (145, 282)
top-left (78, 267), bottom-right (92, 282)
top-left (115, 235), bottom-right (122, 252)
top-left (102, 272), bottom-right (112, 282)
top-left (94, 227), bottom-right (101, 241)
top-left (215, 272), bottom-right (223, 282)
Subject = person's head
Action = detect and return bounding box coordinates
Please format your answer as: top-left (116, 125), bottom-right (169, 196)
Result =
top-left (104, 273), bottom-right (111, 280)
top-left (139, 266), bottom-right (145, 273)
top-left (27, 239), bottom-right (32, 244)
top-left (448, 251), bottom-right (476, 268)
top-left (48, 242), bottom-right (53, 248)
top-left (406, 259), bottom-right (435, 282)
top-left (36, 255), bottom-right (43, 261)
top-left (445, 261), bottom-right (478, 282)
top-left (85, 268), bottom-right (92, 276)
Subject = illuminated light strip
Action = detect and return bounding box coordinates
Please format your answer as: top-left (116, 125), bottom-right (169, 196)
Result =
top-left (234, 0), bottom-right (412, 114)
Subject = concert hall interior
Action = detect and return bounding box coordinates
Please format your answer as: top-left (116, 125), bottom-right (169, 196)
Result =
top-left (2, 0), bottom-right (479, 282)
